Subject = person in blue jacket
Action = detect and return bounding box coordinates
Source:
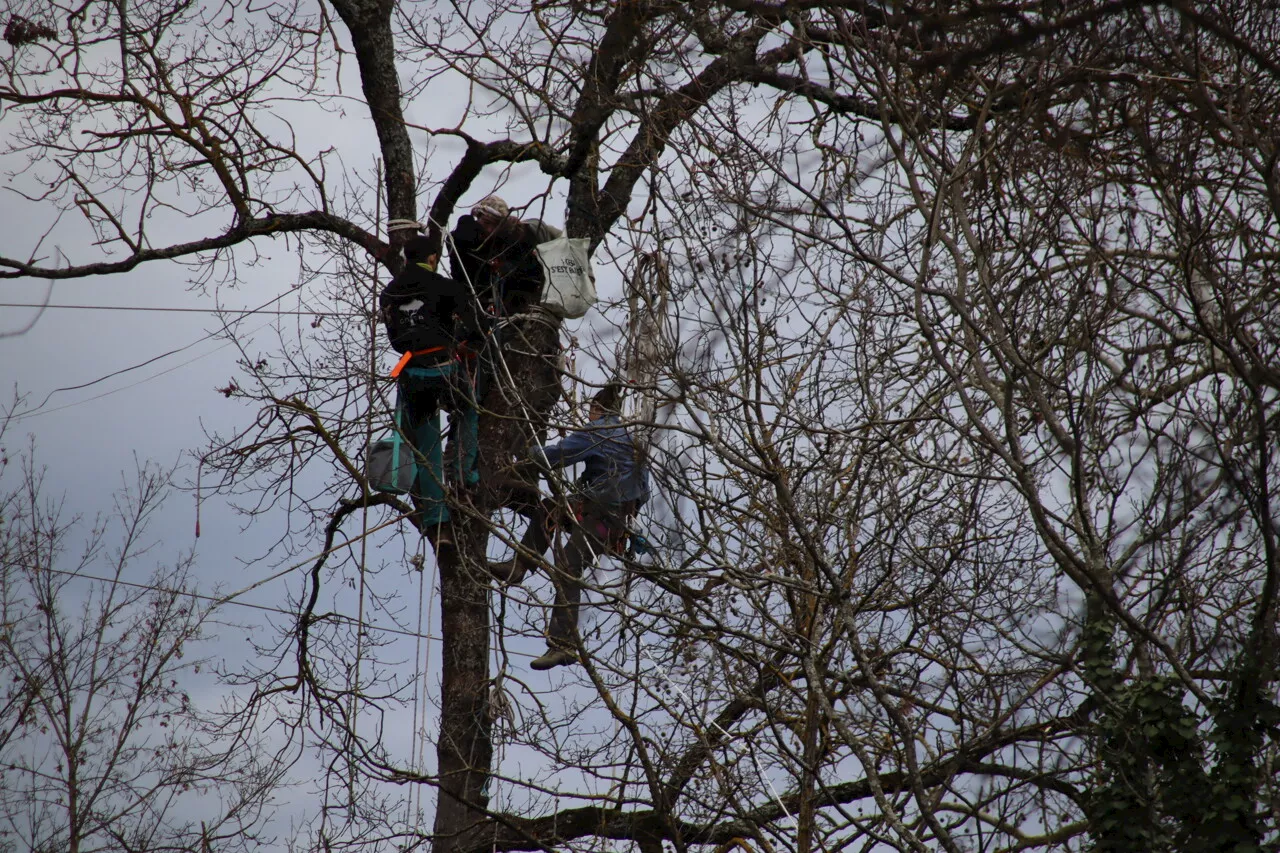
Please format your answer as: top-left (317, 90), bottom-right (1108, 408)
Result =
top-left (493, 382), bottom-right (650, 670)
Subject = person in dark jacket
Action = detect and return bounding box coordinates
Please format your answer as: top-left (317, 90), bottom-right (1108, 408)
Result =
top-left (449, 194), bottom-right (562, 318)
top-left (491, 383), bottom-right (650, 670)
top-left (380, 235), bottom-right (485, 544)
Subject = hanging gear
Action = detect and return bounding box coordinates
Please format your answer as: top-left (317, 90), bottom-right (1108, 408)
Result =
top-left (366, 398), bottom-right (416, 495)
top-left (536, 235), bottom-right (597, 319)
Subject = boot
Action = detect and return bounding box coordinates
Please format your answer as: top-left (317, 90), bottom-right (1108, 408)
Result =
top-left (487, 558), bottom-right (529, 585)
top-left (530, 647), bottom-right (577, 671)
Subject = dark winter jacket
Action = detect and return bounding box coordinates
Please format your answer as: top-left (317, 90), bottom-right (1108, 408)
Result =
top-left (379, 263), bottom-right (483, 359)
top-left (449, 215), bottom-right (562, 316)
top-left (532, 415), bottom-right (650, 508)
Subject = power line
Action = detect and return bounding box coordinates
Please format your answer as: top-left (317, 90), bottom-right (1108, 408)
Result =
top-left (37, 559), bottom-right (446, 644)
top-left (7, 289), bottom-right (306, 422)
top-left (6, 335), bottom-right (241, 421)
top-left (32, 513), bottom-right (440, 642)
top-left (26, 515), bottom-right (540, 660)
top-left (0, 302), bottom-right (363, 317)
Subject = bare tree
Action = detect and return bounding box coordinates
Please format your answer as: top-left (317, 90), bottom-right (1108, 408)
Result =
top-left (0, 435), bottom-right (282, 851)
top-left (4, 1), bottom-right (1280, 852)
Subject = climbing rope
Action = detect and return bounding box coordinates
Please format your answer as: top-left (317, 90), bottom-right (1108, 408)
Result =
top-left (349, 180), bottom-right (384, 816)
top-left (409, 536), bottom-right (435, 825)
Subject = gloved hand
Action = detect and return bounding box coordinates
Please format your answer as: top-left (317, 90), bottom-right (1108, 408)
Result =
top-left (629, 533), bottom-right (654, 555)
top-left (452, 214), bottom-right (484, 247)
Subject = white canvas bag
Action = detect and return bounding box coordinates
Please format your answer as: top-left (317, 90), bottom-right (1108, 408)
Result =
top-left (536, 236), bottom-right (597, 319)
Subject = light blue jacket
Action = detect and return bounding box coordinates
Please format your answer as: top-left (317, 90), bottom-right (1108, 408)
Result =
top-left (533, 415), bottom-right (650, 507)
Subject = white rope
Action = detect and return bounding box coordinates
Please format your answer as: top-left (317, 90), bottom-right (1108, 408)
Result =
top-left (412, 541), bottom-right (436, 824)
top-left (349, 215), bottom-right (381, 814)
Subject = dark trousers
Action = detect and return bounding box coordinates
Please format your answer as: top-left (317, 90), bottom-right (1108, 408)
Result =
top-left (500, 486), bottom-right (627, 648)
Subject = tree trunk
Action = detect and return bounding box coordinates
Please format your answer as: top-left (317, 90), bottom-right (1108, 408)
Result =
top-left (431, 313), bottom-right (563, 852)
top-left (432, 539), bottom-right (493, 853)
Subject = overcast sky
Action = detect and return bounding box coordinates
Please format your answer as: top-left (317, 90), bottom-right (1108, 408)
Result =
top-left (0, 12), bottom-right (699, 841)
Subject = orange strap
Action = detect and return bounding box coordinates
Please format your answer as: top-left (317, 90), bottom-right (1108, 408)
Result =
top-left (390, 346), bottom-right (446, 378)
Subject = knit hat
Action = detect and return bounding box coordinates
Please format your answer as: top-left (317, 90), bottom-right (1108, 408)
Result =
top-left (591, 382), bottom-right (624, 414)
top-left (403, 233), bottom-right (437, 264)
top-left (471, 195), bottom-right (510, 222)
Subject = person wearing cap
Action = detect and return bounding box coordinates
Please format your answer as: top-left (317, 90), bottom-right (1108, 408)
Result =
top-left (449, 194), bottom-right (562, 318)
top-left (379, 234), bottom-right (486, 547)
top-left (490, 383), bottom-right (651, 670)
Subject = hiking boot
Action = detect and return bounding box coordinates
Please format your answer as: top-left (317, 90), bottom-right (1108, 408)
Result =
top-left (529, 647), bottom-right (577, 671)
top-left (487, 559), bottom-right (528, 585)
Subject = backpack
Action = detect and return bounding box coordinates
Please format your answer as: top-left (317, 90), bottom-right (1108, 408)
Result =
top-left (380, 264), bottom-right (481, 354)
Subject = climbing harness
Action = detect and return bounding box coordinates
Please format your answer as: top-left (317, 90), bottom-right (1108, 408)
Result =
top-left (389, 345), bottom-right (447, 378)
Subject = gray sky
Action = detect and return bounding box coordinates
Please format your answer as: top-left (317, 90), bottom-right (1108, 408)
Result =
top-left (0, 11), bottom-right (689, 842)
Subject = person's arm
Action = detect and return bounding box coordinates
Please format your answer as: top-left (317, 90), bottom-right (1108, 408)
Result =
top-left (523, 219), bottom-right (563, 242)
top-left (453, 289), bottom-right (485, 340)
top-left (379, 271), bottom-right (418, 353)
top-left (449, 216), bottom-right (486, 284)
top-left (532, 428), bottom-right (599, 469)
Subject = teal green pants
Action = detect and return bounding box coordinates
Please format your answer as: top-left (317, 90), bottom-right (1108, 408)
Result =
top-left (398, 361), bottom-right (479, 525)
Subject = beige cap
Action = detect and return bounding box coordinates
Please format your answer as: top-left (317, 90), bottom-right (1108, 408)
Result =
top-left (471, 195), bottom-right (510, 221)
